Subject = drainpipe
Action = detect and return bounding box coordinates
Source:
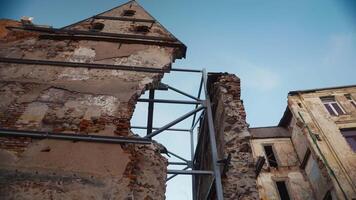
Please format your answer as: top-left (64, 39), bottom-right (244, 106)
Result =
top-left (296, 93), bottom-right (354, 199)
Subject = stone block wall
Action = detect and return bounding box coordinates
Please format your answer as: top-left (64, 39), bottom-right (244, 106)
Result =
top-left (195, 74), bottom-right (259, 199)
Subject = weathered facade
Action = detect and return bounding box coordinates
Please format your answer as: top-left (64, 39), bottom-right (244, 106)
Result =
top-left (250, 85), bottom-right (356, 200)
top-left (0, 1), bottom-right (185, 199)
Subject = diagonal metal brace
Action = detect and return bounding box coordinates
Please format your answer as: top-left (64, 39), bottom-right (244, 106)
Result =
top-left (144, 106), bottom-right (205, 138)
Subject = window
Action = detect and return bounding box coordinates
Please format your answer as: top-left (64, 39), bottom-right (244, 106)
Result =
top-left (90, 22), bottom-right (104, 31)
top-left (263, 145), bottom-right (278, 168)
top-left (276, 181), bottom-right (291, 200)
top-left (122, 9), bottom-right (136, 16)
top-left (321, 96), bottom-right (346, 116)
top-left (134, 25), bottom-right (150, 33)
top-left (340, 128), bottom-right (356, 151)
top-left (345, 94), bottom-right (356, 108)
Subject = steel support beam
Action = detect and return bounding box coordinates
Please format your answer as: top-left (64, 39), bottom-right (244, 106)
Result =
top-left (146, 89), bottom-right (155, 135)
top-left (144, 106), bottom-right (205, 138)
top-left (0, 128), bottom-right (151, 144)
top-left (190, 130), bottom-right (197, 200)
top-left (167, 150), bottom-right (189, 163)
top-left (168, 162), bottom-right (188, 166)
top-left (164, 84), bottom-right (201, 101)
top-left (203, 69), bottom-right (224, 200)
top-left (131, 126), bottom-right (190, 132)
top-left (138, 98), bottom-right (202, 105)
top-left (167, 170), bottom-right (213, 175)
top-left (0, 57), bottom-right (166, 73)
top-left (93, 15), bottom-right (155, 23)
top-left (166, 166), bottom-right (189, 182)
top-left (170, 68), bottom-right (202, 73)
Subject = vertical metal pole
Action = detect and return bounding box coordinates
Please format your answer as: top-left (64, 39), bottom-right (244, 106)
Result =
top-left (202, 69), bottom-right (224, 200)
top-left (190, 129), bottom-right (197, 200)
top-left (147, 89), bottom-right (155, 135)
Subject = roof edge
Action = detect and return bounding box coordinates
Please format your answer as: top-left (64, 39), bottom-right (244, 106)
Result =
top-left (289, 84), bottom-right (356, 95)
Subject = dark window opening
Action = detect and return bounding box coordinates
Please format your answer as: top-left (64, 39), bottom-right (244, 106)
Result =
top-left (134, 25), bottom-right (150, 33)
top-left (263, 145), bottom-right (278, 168)
top-left (323, 190), bottom-right (332, 200)
top-left (91, 22), bottom-right (105, 31)
top-left (122, 9), bottom-right (136, 16)
top-left (300, 148), bottom-right (311, 170)
top-left (276, 181), bottom-right (291, 200)
top-left (340, 128), bottom-right (356, 152)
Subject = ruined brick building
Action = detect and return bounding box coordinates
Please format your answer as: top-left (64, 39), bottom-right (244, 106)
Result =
top-left (0, 1), bottom-right (355, 200)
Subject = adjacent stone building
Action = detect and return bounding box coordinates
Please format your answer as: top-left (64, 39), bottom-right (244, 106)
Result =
top-left (0, 1), bottom-right (185, 199)
top-left (250, 85), bottom-right (356, 200)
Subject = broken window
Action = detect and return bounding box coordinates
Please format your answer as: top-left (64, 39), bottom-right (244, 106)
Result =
top-left (91, 22), bottom-right (105, 32)
top-left (276, 181), bottom-right (291, 200)
top-left (134, 25), bottom-right (150, 33)
top-left (263, 145), bottom-right (278, 168)
top-left (340, 128), bottom-right (356, 151)
top-left (345, 94), bottom-right (356, 108)
top-left (122, 9), bottom-right (136, 16)
top-left (321, 96), bottom-right (346, 116)
top-left (323, 190), bottom-right (333, 200)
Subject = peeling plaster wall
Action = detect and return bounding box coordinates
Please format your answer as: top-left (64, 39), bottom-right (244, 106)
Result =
top-left (0, 14), bottom-right (180, 199)
top-left (195, 74), bottom-right (259, 200)
top-left (251, 138), bottom-right (315, 200)
top-left (288, 87), bottom-right (356, 199)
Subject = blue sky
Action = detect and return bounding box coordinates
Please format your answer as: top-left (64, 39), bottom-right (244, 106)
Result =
top-left (1, 0), bottom-right (355, 199)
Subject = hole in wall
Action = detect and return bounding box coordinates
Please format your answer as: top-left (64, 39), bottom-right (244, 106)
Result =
top-left (122, 9), bottom-right (136, 16)
top-left (134, 25), bottom-right (150, 33)
top-left (90, 22), bottom-right (105, 32)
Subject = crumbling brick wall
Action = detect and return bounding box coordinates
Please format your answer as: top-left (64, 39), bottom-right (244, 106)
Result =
top-left (0, 2), bottom-right (182, 197)
top-left (195, 74), bottom-right (259, 199)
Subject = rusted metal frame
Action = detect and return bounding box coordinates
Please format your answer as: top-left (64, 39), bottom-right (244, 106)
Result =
top-left (93, 15), bottom-right (155, 23)
top-left (163, 83), bottom-right (201, 101)
top-left (137, 98), bottom-right (202, 105)
top-left (146, 89), bottom-right (155, 135)
top-left (39, 34), bottom-right (184, 49)
top-left (0, 57), bottom-right (165, 73)
top-left (203, 69), bottom-right (224, 200)
top-left (8, 26), bottom-right (176, 42)
top-left (0, 128), bottom-right (151, 144)
top-left (131, 126), bottom-right (190, 132)
top-left (144, 106), bottom-right (205, 139)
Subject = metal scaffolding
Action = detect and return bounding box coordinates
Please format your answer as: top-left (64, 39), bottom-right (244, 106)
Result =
top-left (0, 64), bottom-right (223, 199)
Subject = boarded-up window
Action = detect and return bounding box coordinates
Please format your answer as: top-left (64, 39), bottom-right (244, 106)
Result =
top-left (340, 128), bottom-right (356, 151)
top-left (321, 96), bottom-right (346, 116)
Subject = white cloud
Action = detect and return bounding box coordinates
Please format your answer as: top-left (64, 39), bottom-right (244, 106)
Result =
top-left (323, 33), bottom-right (355, 65)
top-left (229, 59), bottom-right (282, 91)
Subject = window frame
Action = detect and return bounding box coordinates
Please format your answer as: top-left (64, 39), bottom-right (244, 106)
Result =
top-left (340, 128), bottom-right (356, 152)
top-left (345, 94), bottom-right (356, 108)
top-left (320, 96), bottom-right (346, 116)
